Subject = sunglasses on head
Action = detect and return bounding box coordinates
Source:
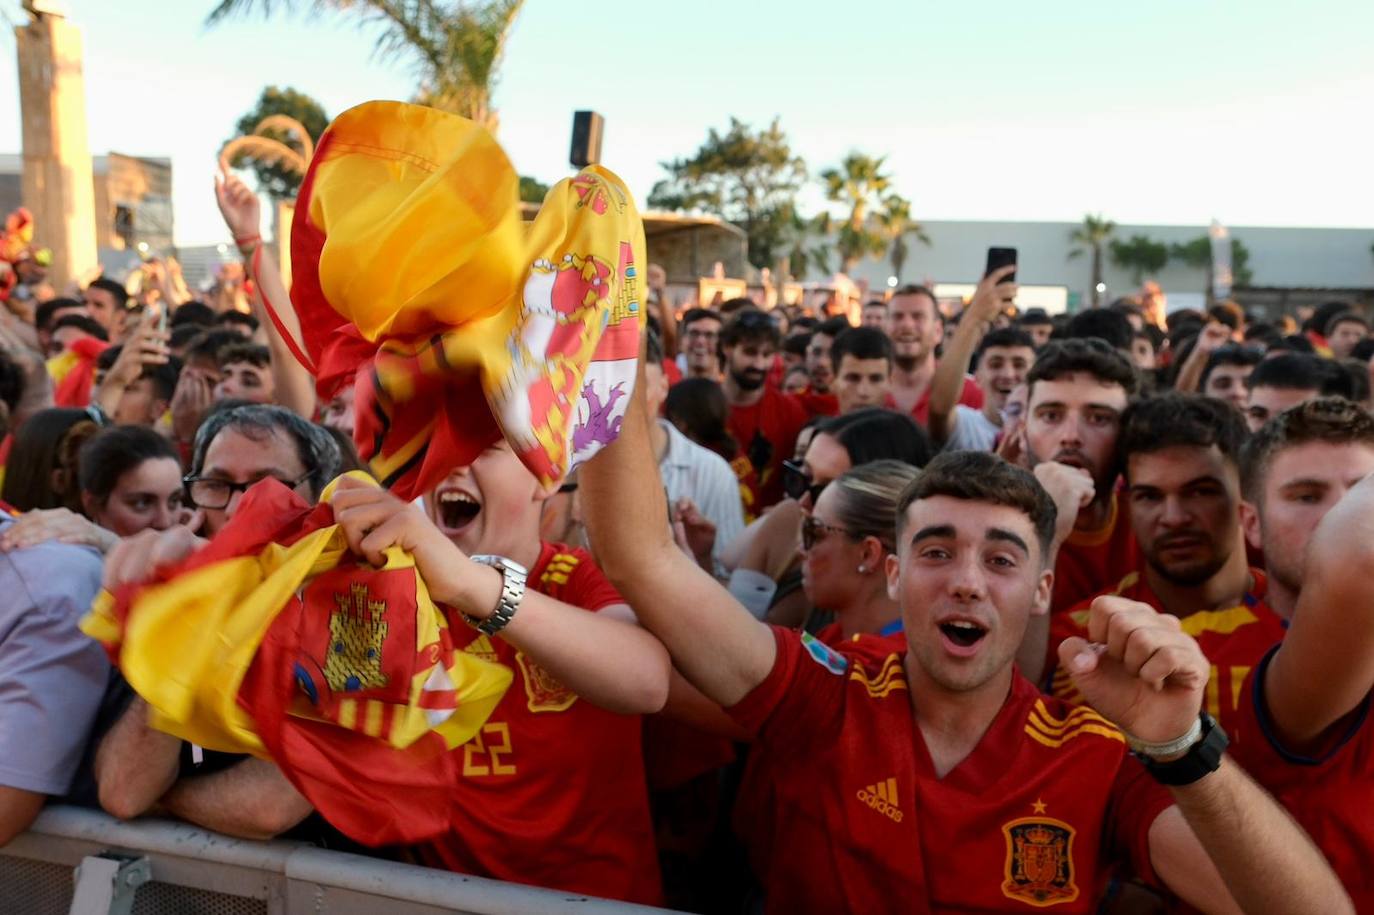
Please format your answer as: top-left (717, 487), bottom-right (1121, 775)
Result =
top-left (782, 460), bottom-right (828, 504)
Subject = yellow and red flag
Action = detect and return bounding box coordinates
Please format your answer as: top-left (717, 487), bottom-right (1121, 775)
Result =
top-left (284, 101), bottom-right (644, 501)
top-left (49, 335), bottom-right (110, 408)
top-left (81, 473), bottom-right (512, 845)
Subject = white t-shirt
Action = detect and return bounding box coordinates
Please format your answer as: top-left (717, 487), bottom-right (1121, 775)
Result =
top-left (658, 420), bottom-right (747, 573)
top-left (944, 404), bottom-right (1001, 453)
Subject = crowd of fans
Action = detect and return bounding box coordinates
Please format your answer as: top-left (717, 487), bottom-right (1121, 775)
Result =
top-left (1, 174), bottom-right (1373, 914)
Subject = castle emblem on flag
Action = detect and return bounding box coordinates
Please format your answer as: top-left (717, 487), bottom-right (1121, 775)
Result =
top-left (324, 582), bottom-right (390, 693)
top-left (1001, 804), bottom-right (1078, 906)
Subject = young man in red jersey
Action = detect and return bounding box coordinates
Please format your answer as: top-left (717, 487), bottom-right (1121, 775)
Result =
top-left (1021, 339), bottom-right (1141, 618)
top-left (317, 445), bottom-right (672, 905)
top-left (579, 369), bottom-right (1350, 914)
top-left (1047, 395), bottom-right (1284, 739)
top-left (884, 284), bottom-right (982, 426)
top-left (1229, 398), bottom-right (1374, 908)
top-left (721, 309), bottom-right (808, 513)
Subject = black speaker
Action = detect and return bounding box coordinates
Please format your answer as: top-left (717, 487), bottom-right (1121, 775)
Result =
top-left (570, 110), bottom-right (604, 168)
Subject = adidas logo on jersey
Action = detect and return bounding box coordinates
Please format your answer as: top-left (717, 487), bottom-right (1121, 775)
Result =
top-left (857, 778), bottom-right (904, 823)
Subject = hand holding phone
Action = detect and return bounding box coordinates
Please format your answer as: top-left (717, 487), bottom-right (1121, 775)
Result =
top-left (985, 247), bottom-right (1017, 284)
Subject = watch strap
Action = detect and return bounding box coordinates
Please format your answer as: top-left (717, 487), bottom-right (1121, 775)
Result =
top-left (1135, 712), bottom-right (1229, 786)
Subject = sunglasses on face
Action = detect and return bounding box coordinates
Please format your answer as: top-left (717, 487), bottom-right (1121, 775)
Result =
top-left (782, 460), bottom-right (828, 504)
top-left (801, 514), bottom-right (855, 551)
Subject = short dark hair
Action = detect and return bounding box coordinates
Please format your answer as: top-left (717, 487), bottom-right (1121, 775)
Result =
top-left (895, 451), bottom-right (1057, 561)
top-left (1208, 301), bottom-right (1245, 330)
top-left (645, 323), bottom-right (665, 366)
top-left (170, 322), bottom-right (206, 351)
top-left (1303, 301), bottom-right (1351, 336)
top-left (1341, 358), bottom-right (1371, 405)
top-left (815, 407), bottom-right (933, 468)
top-left (0, 350), bottom-right (24, 416)
top-left (95, 346), bottom-right (182, 402)
top-left (1199, 344), bottom-right (1264, 390)
top-left (1247, 353), bottom-right (1351, 397)
top-left (815, 316), bottom-right (852, 340)
top-left (891, 284), bottom-right (937, 303)
top-left (184, 328), bottom-right (246, 365)
top-left (77, 424), bottom-right (180, 503)
top-left (190, 403), bottom-right (341, 501)
top-left (1026, 338), bottom-right (1139, 400)
top-left (862, 299), bottom-right (888, 313)
top-left (1269, 334), bottom-right (1316, 356)
top-left (1167, 309), bottom-right (1206, 333)
top-left (664, 378), bottom-right (736, 460)
top-left (1017, 308), bottom-right (1053, 328)
top-left (681, 308), bottom-right (722, 331)
top-left (216, 310), bottom-right (261, 333)
top-left (1325, 311), bottom-right (1369, 336)
top-left (720, 308), bottom-right (781, 349)
top-left (719, 297), bottom-right (754, 316)
top-left (217, 341), bottom-right (270, 370)
top-left (1243, 322), bottom-right (1282, 348)
top-left (1065, 309), bottom-right (1134, 352)
top-left (1352, 338), bottom-right (1374, 363)
top-left (830, 326), bottom-right (892, 368)
top-left (51, 313), bottom-right (109, 342)
top-left (1117, 393), bottom-right (1249, 476)
top-left (1240, 398), bottom-right (1374, 501)
top-left (35, 297), bottom-right (86, 333)
top-left (170, 301), bottom-right (216, 328)
top-left (782, 333), bottom-right (811, 358)
top-left (976, 327), bottom-right (1036, 361)
top-left (87, 277), bottom-right (129, 309)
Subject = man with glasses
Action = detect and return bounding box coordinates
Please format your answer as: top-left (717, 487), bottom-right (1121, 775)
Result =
top-left (679, 308), bottom-right (724, 382)
top-left (93, 404), bottom-right (341, 838)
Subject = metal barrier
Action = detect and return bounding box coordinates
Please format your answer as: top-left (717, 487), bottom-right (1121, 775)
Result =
top-left (0, 806), bottom-right (679, 915)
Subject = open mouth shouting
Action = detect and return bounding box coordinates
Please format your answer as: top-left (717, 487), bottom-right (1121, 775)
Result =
top-left (937, 617), bottom-right (990, 657)
top-left (434, 485), bottom-right (482, 535)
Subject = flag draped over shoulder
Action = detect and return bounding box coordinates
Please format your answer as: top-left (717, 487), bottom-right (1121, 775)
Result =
top-left (49, 336), bottom-right (110, 408)
top-left (81, 473), bottom-right (512, 846)
top-left (285, 100), bottom-right (645, 502)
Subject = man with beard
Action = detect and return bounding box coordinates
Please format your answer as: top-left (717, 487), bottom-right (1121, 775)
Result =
top-left (679, 308), bottom-right (723, 382)
top-left (722, 309), bottom-right (808, 513)
top-left (1021, 339), bottom-right (1140, 616)
top-left (884, 284), bottom-right (982, 427)
top-left (803, 316), bottom-right (850, 398)
top-left (1229, 398), bottom-right (1374, 908)
top-left (928, 265), bottom-right (1027, 451)
top-left (1048, 394), bottom-right (1285, 740)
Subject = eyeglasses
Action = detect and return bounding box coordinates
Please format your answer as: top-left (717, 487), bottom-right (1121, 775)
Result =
top-left (801, 515), bottom-right (855, 551)
top-left (782, 460), bottom-right (828, 504)
top-left (183, 472), bottom-right (313, 510)
top-left (684, 328), bottom-right (720, 341)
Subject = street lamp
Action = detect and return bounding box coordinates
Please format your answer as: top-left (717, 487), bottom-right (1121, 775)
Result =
top-left (887, 276), bottom-right (899, 288)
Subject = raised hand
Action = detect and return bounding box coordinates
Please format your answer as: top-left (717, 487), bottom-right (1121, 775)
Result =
top-left (1058, 596), bottom-right (1207, 744)
top-left (671, 496), bottom-right (717, 571)
top-left (1033, 460), bottom-right (1095, 551)
top-left (964, 264), bottom-right (1018, 326)
top-left (214, 170), bottom-right (262, 243)
top-left (103, 526), bottom-right (205, 592)
top-left (170, 368), bottom-right (215, 444)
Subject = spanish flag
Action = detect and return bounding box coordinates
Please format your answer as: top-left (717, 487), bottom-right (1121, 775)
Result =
top-left (287, 101), bottom-right (644, 502)
top-left (82, 473), bottom-right (512, 845)
top-left (49, 335), bottom-right (110, 408)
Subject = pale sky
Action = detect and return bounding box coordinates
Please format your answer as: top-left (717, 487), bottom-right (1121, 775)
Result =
top-left (3, 0), bottom-right (1372, 247)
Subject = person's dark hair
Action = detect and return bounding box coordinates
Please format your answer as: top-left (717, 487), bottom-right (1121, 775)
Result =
top-left (1199, 344), bottom-right (1264, 391)
top-left (322, 424), bottom-right (365, 475)
top-left (1026, 338), bottom-right (1139, 399)
top-left (1208, 301), bottom-right (1245, 331)
top-left (645, 323), bottom-right (665, 366)
top-left (189, 403), bottom-right (341, 500)
top-left (215, 310), bottom-right (260, 333)
top-left (184, 328), bottom-right (247, 366)
top-left (680, 308), bottom-right (722, 332)
top-left (51, 313), bottom-right (109, 342)
top-left (891, 284), bottom-right (937, 304)
top-left (2, 407), bottom-right (102, 512)
top-left (718, 297), bottom-right (754, 317)
top-left (791, 316), bottom-right (819, 333)
top-left (1325, 311), bottom-right (1369, 337)
top-left (815, 408), bottom-right (934, 468)
top-left (1064, 309), bottom-right (1133, 352)
top-left (1242, 322), bottom-right (1282, 349)
top-left (814, 315), bottom-right (853, 341)
top-left (35, 297), bottom-right (86, 333)
top-left (1303, 301), bottom-right (1351, 336)
top-left (77, 425), bottom-right (180, 504)
top-left (87, 277), bottom-right (129, 309)
top-left (1351, 337), bottom-right (1374, 363)
top-left (0, 350), bottom-right (23, 418)
top-left (829, 460), bottom-right (922, 553)
top-left (720, 308), bottom-right (781, 349)
top-left (782, 333), bottom-right (811, 358)
top-left (1017, 308), bottom-right (1053, 328)
top-left (1340, 358), bottom-right (1371, 405)
top-left (1117, 393), bottom-right (1249, 477)
top-left (862, 299), bottom-right (888, 313)
top-left (170, 322), bottom-right (206, 352)
top-left (1269, 334), bottom-right (1316, 355)
top-left (95, 347), bottom-right (182, 403)
top-left (170, 300), bottom-right (216, 328)
top-left (976, 327), bottom-right (1036, 361)
top-left (1109, 301), bottom-right (1146, 323)
top-left (1240, 398), bottom-right (1374, 502)
top-left (1247, 353), bottom-right (1351, 397)
top-left (895, 451), bottom-right (1057, 561)
top-left (1166, 309), bottom-right (1206, 333)
top-left (217, 341), bottom-right (270, 370)
top-left (664, 378), bottom-right (737, 460)
top-left (830, 326), bottom-right (893, 368)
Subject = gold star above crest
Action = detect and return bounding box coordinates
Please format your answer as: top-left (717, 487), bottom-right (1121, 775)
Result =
top-left (1031, 798), bottom-right (1048, 815)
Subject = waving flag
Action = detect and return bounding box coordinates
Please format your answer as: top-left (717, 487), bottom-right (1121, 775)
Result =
top-left (81, 473), bottom-right (512, 845)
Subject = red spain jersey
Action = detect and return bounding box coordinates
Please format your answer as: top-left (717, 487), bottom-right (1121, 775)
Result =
top-left (887, 373), bottom-right (984, 428)
top-left (415, 542), bottom-right (661, 905)
top-left (728, 628), bottom-right (1172, 914)
top-left (1050, 491), bottom-right (1140, 615)
top-left (1230, 646), bottom-right (1374, 909)
top-left (728, 387), bottom-right (808, 513)
top-left (1048, 569), bottom-right (1286, 743)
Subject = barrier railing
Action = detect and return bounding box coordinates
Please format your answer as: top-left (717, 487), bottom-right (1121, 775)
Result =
top-left (1, 806), bottom-right (679, 915)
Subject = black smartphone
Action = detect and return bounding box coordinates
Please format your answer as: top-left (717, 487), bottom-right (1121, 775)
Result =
top-left (985, 247), bottom-right (1018, 284)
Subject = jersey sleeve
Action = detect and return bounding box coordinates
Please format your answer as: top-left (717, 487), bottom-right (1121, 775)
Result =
top-left (725, 626), bottom-right (848, 752)
top-left (1104, 754), bottom-right (1174, 888)
top-left (1242, 644), bottom-right (1371, 766)
top-left (563, 550), bottom-right (626, 613)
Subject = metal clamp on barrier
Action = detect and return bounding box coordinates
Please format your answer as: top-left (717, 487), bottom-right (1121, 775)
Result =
top-left (70, 852), bottom-right (151, 915)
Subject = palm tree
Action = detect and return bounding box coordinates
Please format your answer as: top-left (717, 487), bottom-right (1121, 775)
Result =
top-left (820, 153), bottom-right (894, 275)
top-left (875, 195), bottom-right (929, 283)
top-left (1067, 213), bottom-right (1116, 307)
top-left (206, 0), bottom-right (524, 133)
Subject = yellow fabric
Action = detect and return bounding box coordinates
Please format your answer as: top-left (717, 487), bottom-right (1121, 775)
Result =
top-left (46, 349), bottom-right (79, 385)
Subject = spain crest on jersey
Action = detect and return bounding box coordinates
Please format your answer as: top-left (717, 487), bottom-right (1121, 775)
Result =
top-left (1001, 814), bottom-right (1079, 907)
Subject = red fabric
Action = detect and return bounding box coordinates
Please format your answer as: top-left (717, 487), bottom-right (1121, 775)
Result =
top-left (415, 543), bottom-right (662, 905)
top-left (728, 387), bottom-right (808, 514)
top-left (1231, 650), bottom-right (1374, 909)
top-left (53, 336), bottom-right (111, 408)
top-left (661, 357), bottom-right (682, 387)
top-left (796, 388), bottom-right (839, 419)
top-left (1049, 491), bottom-right (1140, 615)
top-left (642, 715), bottom-right (735, 791)
top-left (728, 629), bottom-right (1171, 913)
top-left (1047, 569), bottom-right (1286, 743)
top-left (885, 374), bottom-right (983, 427)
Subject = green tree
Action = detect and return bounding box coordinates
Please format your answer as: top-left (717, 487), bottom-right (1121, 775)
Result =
top-left (207, 1), bottom-right (524, 132)
top-left (648, 117), bottom-right (807, 271)
top-left (820, 152), bottom-right (894, 275)
top-left (518, 175), bottom-right (550, 203)
top-left (875, 195), bottom-right (929, 282)
top-left (1170, 235), bottom-right (1254, 293)
top-left (1067, 214), bottom-right (1117, 307)
top-left (1108, 234), bottom-right (1169, 283)
top-left (229, 86), bottom-right (329, 200)
top-left (781, 210), bottom-right (833, 281)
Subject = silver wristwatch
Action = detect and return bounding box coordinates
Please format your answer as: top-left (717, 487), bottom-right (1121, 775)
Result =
top-left (465, 554), bottom-right (528, 636)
